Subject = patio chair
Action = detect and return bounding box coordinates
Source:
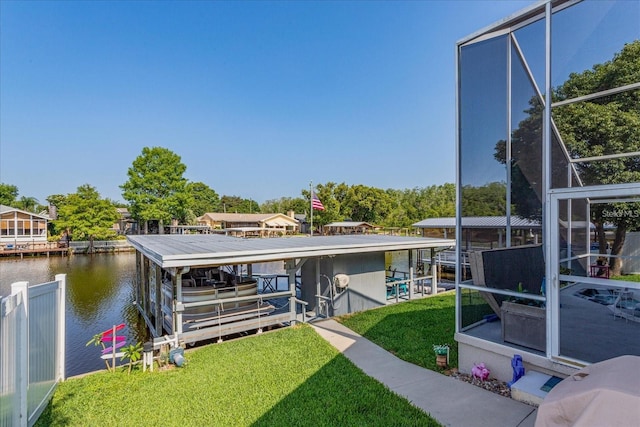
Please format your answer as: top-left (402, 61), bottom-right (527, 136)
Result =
top-left (611, 289), bottom-right (635, 322)
top-left (386, 278), bottom-right (408, 299)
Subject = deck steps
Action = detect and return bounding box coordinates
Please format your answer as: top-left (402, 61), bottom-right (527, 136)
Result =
top-left (510, 370), bottom-right (563, 407)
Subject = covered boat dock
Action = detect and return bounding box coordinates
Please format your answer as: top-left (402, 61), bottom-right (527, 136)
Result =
top-left (127, 234), bottom-right (454, 347)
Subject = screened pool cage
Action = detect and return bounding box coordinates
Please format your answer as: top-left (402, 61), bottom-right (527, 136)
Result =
top-left (455, 0), bottom-right (639, 381)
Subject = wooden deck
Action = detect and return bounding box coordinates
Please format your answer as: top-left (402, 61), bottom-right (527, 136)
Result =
top-left (0, 247), bottom-right (69, 258)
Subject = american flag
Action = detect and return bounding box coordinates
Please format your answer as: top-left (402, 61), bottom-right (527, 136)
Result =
top-left (311, 191), bottom-right (325, 211)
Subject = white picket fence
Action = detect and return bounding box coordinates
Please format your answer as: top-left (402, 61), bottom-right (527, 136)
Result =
top-left (1, 275), bottom-right (66, 427)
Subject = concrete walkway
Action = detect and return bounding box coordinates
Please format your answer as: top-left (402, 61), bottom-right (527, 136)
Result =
top-left (312, 319), bottom-right (537, 427)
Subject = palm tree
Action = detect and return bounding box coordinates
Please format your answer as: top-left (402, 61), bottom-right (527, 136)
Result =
top-left (18, 196), bottom-right (39, 212)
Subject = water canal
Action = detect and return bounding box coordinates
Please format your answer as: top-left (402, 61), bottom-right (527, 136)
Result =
top-left (1, 253), bottom-right (146, 377)
top-left (1, 251), bottom-right (416, 377)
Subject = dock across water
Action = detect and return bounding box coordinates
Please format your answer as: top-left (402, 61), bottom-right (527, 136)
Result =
top-left (0, 246), bottom-right (70, 258)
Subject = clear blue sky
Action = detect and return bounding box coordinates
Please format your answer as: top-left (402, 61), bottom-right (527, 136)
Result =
top-left (1, 0), bottom-right (535, 205)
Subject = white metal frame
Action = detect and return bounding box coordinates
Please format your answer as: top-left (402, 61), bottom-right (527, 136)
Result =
top-left (456, 0), bottom-right (639, 367)
top-left (0, 275), bottom-right (66, 427)
top-left (549, 183), bottom-right (640, 362)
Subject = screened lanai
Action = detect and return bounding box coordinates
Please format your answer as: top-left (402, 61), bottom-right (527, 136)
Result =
top-left (455, 0), bottom-right (639, 382)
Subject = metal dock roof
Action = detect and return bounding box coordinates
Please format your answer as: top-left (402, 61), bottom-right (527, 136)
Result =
top-left (127, 234), bottom-right (455, 268)
top-left (413, 216), bottom-right (541, 229)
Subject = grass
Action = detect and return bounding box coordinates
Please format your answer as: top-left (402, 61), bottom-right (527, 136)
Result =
top-left (612, 273), bottom-right (640, 282)
top-left (36, 325), bottom-right (440, 427)
top-left (336, 291), bottom-right (457, 372)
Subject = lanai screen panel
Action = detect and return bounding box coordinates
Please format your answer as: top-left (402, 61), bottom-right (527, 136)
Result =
top-left (457, 0), bottom-right (640, 361)
top-left (550, 0), bottom-right (640, 190)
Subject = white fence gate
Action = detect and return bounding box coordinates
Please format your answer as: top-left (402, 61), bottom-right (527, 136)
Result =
top-left (1, 274), bottom-right (66, 427)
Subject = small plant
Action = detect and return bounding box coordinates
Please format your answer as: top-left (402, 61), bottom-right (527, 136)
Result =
top-left (433, 344), bottom-right (449, 355)
top-left (121, 342), bottom-right (143, 374)
top-left (508, 282), bottom-right (544, 307)
top-left (86, 332), bottom-right (106, 349)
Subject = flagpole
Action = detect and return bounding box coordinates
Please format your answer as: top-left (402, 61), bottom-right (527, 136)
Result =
top-left (310, 181), bottom-right (313, 237)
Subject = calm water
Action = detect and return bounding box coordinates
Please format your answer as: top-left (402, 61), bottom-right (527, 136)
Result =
top-left (0, 253), bottom-right (146, 377)
top-left (0, 251), bottom-right (414, 377)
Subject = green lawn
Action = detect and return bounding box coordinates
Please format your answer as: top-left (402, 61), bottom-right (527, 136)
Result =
top-left (37, 325), bottom-right (440, 427)
top-left (612, 273), bottom-right (640, 282)
top-left (337, 291), bottom-right (457, 372)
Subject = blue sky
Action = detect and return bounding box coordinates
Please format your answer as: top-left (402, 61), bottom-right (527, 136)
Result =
top-left (1, 0), bottom-right (535, 205)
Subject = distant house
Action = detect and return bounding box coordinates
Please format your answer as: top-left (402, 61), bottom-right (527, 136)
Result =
top-left (197, 212), bottom-right (300, 236)
top-left (0, 205), bottom-right (49, 247)
top-left (323, 221), bottom-right (375, 235)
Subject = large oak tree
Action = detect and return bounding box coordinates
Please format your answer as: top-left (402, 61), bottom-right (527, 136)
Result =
top-left (494, 41), bottom-right (639, 275)
top-left (553, 41), bottom-right (640, 276)
top-left (121, 147), bottom-right (192, 233)
top-left (187, 182), bottom-right (220, 218)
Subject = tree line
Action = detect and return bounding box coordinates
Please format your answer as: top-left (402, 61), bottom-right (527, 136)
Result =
top-left (3, 41), bottom-right (636, 273)
top-left (0, 145), bottom-right (457, 242)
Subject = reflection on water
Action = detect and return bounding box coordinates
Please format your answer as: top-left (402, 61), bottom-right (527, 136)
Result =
top-left (0, 254), bottom-right (145, 377)
top-left (0, 255), bottom-right (295, 377)
top-left (0, 251), bottom-right (418, 376)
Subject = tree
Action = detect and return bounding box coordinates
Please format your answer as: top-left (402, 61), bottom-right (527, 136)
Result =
top-left (260, 197), bottom-right (308, 215)
top-left (0, 183), bottom-right (19, 206)
top-left (341, 184), bottom-right (393, 224)
top-left (398, 184), bottom-right (456, 224)
top-left (120, 147), bottom-right (192, 233)
top-left (383, 189), bottom-right (413, 228)
top-left (46, 194), bottom-right (67, 208)
top-left (302, 182), bottom-right (346, 228)
top-left (120, 342), bottom-right (143, 374)
top-left (423, 184), bottom-right (456, 218)
top-left (186, 182), bottom-right (220, 217)
top-left (552, 41), bottom-right (640, 276)
top-left (219, 195), bottom-right (259, 214)
top-left (17, 196), bottom-right (40, 213)
top-left (296, 182), bottom-right (457, 229)
top-left (461, 182), bottom-right (508, 217)
top-left (0, 184), bottom-right (43, 212)
top-left (46, 194), bottom-right (67, 235)
top-left (55, 185), bottom-right (120, 253)
top-left (492, 41), bottom-right (639, 275)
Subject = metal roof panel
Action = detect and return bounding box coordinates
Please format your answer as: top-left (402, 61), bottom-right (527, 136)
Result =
top-left (127, 234), bottom-right (455, 268)
top-left (413, 216), bottom-right (541, 229)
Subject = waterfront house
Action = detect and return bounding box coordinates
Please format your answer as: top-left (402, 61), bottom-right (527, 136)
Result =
top-left (197, 212), bottom-right (300, 236)
top-left (455, 0), bottom-right (639, 384)
top-left (0, 205), bottom-right (49, 249)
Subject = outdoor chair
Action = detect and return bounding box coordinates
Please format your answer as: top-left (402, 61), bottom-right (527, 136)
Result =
top-left (611, 289), bottom-right (636, 322)
top-left (386, 277), bottom-right (408, 298)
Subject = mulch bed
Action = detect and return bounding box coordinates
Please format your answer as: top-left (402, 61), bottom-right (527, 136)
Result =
top-left (446, 368), bottom-right (512, 398)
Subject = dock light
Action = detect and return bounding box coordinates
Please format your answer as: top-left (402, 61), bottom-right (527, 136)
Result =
top-left (169, 347), bottom-right (185, 367)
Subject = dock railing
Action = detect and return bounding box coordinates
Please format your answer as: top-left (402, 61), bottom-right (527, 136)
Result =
top-left (1, 275), bottom-right (66, 427)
